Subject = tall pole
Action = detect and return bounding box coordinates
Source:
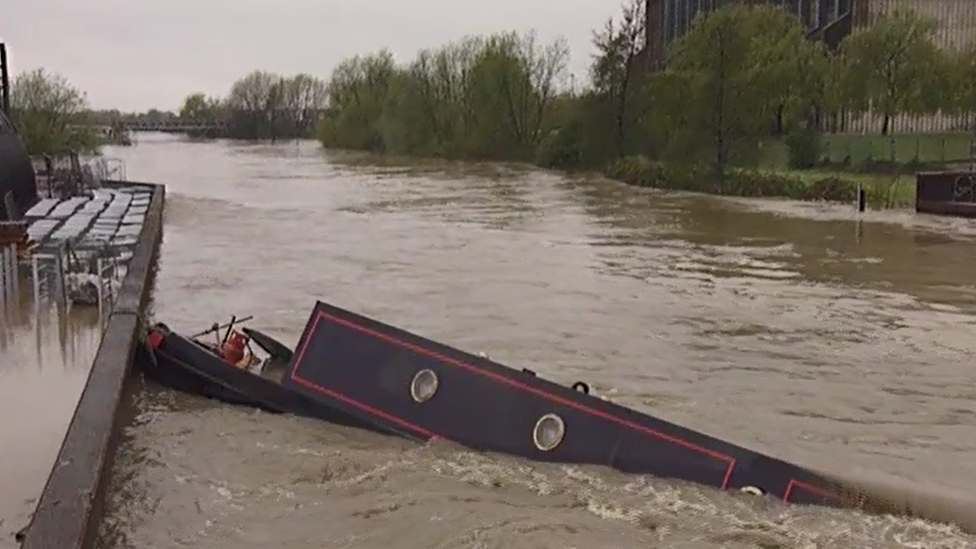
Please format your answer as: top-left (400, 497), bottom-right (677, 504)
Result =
top-left (0, 43), bottom-right (10, 116)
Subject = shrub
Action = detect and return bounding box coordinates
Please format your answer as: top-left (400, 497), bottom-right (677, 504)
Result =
top-left (861, 175), bottom-right (914, 209)
top-left (606, 156), bottom-right (807, 198)
top-left (535, 127), bottom-right (582, 170)
top-left (802, 176), bottom-right (858, 202)
top-left (605, 157), bottom-right (700, 190)
top-left (605, 156), bottom-right (867, 204)
top-left (724, 169), bottom-right (806, 197)
top-left (785, 128), bottom-right (823, 169)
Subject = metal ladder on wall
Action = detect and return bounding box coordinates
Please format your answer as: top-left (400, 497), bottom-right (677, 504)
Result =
top-left (93, 254), bottom-right (121, 329)
top-left (0, 244), bottom-right (20, 316)
top-left (30, 247), bottom-right (68, 311)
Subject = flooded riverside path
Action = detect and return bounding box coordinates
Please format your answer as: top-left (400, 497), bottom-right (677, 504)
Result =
top-left (96, 133), bottom-right (976, 548)
top-left (0, 302), bottom-right (103, 545)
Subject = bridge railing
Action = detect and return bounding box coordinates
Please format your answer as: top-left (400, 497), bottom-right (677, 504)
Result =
top-left (121, 120), bottom-right (227, 131)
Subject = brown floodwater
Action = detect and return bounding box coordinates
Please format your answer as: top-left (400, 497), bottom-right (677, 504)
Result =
top-left (0, 295), bottom-right (103, 546)
top-left (67, 133), bottom-right (976, 548)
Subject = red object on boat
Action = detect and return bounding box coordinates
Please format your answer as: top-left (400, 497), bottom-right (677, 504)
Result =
top-left (221, 331), bottom-right (247, 364)
top-left (147, 329), bottom-right (164, 349)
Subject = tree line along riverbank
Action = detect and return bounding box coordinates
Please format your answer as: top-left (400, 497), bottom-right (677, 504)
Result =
top-left (8, 2), bottom-right (976, 208)
top-left (308, 2), bottom-right (976, 209)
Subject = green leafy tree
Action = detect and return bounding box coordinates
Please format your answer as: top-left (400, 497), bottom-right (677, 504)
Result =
top-left (538, 0), bottom-right (650, 169)
top-left (837, 10), bottom-right (947, 135)
top-left (9, 68), bottom-right (100, 155)
top-left (946, 42), bottom-right (976, 117)
top-left (662, 5), bottom-right (767, 176)
top-left (745, 5), bottom-right (828, 135)
top-left (179, 92), bottom-right (219, 122)
top-left (177, 92), bottom-right (227, 138)
top-left (444, 31), bottom-right (567, 159)
top-left (653, 4), bottom-right (827, 176)
top-left (317, 51), bottom-right (397, 151)
top-left (590, 0), bottom-right (646, 158)
top-left (381, 40), bottom-right (481, 156)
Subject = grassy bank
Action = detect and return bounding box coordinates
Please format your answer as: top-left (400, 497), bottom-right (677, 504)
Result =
top-left (604, 156), bottom-right (917, 209)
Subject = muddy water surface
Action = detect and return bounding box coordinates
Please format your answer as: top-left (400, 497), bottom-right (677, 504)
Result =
top-left (0, 298), bottom-right (103, 546)
top-left (95, 133), bottom-right (976, 548)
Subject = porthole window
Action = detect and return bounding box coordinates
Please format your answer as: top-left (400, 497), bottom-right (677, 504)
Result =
top-left (739, 486), bottom-right (764, 496)
top-left (410, 369), bottom-right (439, 403)
top-left (532, 413), bottom-right (565, 451)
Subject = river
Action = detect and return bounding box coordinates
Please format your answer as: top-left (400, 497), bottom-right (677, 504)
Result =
top-left (40, 132), bottom-right (976, 548)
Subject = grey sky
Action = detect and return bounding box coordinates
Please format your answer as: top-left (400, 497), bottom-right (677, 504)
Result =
top-left (4, 0), bottom-right (622, 111)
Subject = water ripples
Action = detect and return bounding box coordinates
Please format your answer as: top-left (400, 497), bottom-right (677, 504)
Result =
top-left (93, 135), bottom-right (976, 548)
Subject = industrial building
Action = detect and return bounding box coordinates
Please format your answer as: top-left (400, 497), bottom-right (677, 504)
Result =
top-left (643, 0), bottom-right (976, 133)
top-left (644, 0), bottom-right (857, 68)
top-left (645, 0), bottom-right (976, 63)
top-left (871, 0), bottom-right (976, 51)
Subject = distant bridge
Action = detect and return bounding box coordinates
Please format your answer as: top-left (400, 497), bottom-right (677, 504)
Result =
top-left (115, 121), bottom-right (227, 133)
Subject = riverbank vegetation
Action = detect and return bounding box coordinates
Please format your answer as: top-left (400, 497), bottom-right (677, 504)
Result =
top-left (306, 2), bottom-right (974, 208)
top-left (8, 68), bottom-right (101, 156)
top-left (174, 72), bottom-right (328, 140)
top-left (38, 1), bottom-right (966, 208)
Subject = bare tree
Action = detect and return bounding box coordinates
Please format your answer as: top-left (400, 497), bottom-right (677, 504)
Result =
top-left (282, 74), bottom-right (328, 131)
top-left (591, 0), bottom-right (646, 158)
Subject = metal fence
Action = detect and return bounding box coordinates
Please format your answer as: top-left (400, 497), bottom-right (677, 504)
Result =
top-left (1, 244), bottom-right (67, 314)
top-left (837, 0), bottom-right (976, 134)
top-left (0, 243), bottom-right (126, 331)
top-left (829, 112), bottom-right (976, 136)
top-left (84, 156), bottom-right (127, 183)
top-left (1, 153), bottom-right (134, 336)
top-left (820, 132), bottom-right (976, 164)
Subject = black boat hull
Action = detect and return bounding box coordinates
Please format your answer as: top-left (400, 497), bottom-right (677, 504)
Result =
top-left (138, 323), bottom-right (398, 435)
top-left (280, 301), bottom-right (869, 509)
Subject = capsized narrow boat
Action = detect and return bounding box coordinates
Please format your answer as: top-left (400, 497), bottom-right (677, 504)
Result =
top-left (138, 302), bottom-right (976, 529)
top-left (279, 300), bottom-right (872, 509)
top-left (137, 316), bottom-right (405, 437)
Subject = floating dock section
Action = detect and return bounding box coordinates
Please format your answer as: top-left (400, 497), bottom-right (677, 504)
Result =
top-left (17, 180), bottom-right (165, 549)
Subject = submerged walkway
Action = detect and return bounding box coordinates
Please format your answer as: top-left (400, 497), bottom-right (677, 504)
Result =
top-left (1, 178), bottom-right (165, 549)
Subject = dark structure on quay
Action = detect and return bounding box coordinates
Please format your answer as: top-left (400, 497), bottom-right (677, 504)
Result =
top-left (644, 0), bottom-right (861, 67)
